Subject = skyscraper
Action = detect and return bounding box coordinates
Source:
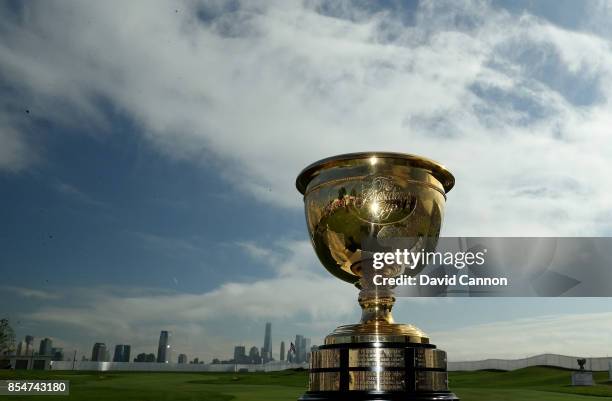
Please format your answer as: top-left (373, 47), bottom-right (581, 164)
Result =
top-left (16, 341), bottom-right (26, 356)
top-left (51, 347), bottom-right (64, 361)
top-left (157, 331), bottom-right (171, 363)
top-left (234, 346), bottom-right (246, 364)
top-left (178, 354), bottom-right (187, 364)
top-left (39, 338), bottom-right (53, 356)
top-left (25, 335), bottom-right (34, 355)
top-left (113, 345), bottom-right (131, 362)
top-left (262, 322), bottom-right (272, 363)
top-left (295, 335), bottom-right (304, 363)
top-left (280, 341), bottom-right (285, 361)
top-left (292, 335), bottom-right (311, 363)
top-left (15, 335), bottom-right (34, 356)
top-left (304, 337), bottom-right (311, 363)
top-left (248, 346), bottom-right (261, 364)
top-left (91, 343), bottom-right (106, 362)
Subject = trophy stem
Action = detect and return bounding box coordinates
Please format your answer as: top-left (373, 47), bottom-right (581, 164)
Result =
top-left (357, 270), bottom-right (397, 325)
top-left (358, 291), bottom-right (395, 324)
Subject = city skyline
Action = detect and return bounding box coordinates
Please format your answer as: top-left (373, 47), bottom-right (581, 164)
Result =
top-left (229, 322), bottom-right (314, 365)
top-left (7, 322), bottom-right (314, 365)
top-left (6, 296), bottom-right (612, 363)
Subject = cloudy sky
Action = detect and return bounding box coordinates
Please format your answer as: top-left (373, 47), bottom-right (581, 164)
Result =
top-left (1, 0), bottom-right (611, 362)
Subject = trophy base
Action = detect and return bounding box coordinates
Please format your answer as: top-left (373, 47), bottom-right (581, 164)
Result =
top-left (300, 325), bottom-right (459, 401)
top-left (323, 322), bottom-right (430, 345)
top-left (299, 391), bottom-right (459, 401)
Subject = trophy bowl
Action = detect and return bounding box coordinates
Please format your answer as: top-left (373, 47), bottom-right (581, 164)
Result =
top-left (296, 152), bottom-right (458, 401)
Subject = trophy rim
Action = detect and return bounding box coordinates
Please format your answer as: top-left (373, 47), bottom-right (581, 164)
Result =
top-left (296, 151), bottom-right (455, 195)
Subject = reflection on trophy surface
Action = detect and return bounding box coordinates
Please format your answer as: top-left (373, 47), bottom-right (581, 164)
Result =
top-left (296, 152), bottom-right (458, 401)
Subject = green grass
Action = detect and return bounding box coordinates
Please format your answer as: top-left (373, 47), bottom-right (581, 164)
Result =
top-left (451, 367), bottom-right (612, 400)
top-left (1, 367), bottom-right (611, 400)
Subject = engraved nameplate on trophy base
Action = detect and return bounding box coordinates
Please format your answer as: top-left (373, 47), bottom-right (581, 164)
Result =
top-left (349, 371), bottom-right (406, 391)
top-left (349, 348), bottom-right (404, 368)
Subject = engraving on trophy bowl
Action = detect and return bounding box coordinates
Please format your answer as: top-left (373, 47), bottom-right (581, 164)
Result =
top-left (351, 176), bottom-right (417, 225)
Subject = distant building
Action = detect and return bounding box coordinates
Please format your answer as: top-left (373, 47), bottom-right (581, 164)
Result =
top-left (309, 344), bottom-right (318, 363)
top-left (16, 336), bottom-right (34, 356)
top-left (91, 343), bottom-right (106, 362)
top-left (113, 345), bottom-right (131, 362)
top-left (16, 341), bottom-right (26, 356)
top-left (287, 341), bottom-right (295, 363)
top-left (293, 335), bottom-right (311, 363)
top-left (133, 352), bottom-right (156, 362)
top-left (304, 338), bottom-right (311, 363)
top-left (280, 341), bottom-right (285, 361)
top-left (39, 338), bottom-right (53, 356)
top-left (157, 331), bottom-right (171, 363)
top-left (25, 335), bottom-right (34, 355)
top-left (294, 335), bottom-right (304, 363)
top-left (249, 346), bottom-right (261, 364)
top-left (262, 322), bottom-right (272, 363)
top-left (178, 354), bottom-right (187, 364)
top-left (7, 354), bottom-right (52, 370)
top-left (234, 346), bottom-right (247, 364)
top-left (51, 347), bottom-right (64, 361)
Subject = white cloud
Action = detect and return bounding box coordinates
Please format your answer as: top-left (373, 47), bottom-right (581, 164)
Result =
top-left (2, 286), bottom-right (61, 300)
top-left (54, 182), bottom-right (107, 207)
top-left (237, 241), bottom-right (275, 261)
top-left (0, 127), bottom-right (30, 172)
top-left (128, 231), bottom-right (205, 254)
top-left (24, 240), bottom-right (356, 360)
top-left (20, 273), bottom-right (612, 362)
top-left (433, 311), bottom-right (612, 361)
top-left (0, 0), bottom-right (611, 235)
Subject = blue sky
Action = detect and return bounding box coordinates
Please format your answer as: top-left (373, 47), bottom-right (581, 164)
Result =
top-left (1, 0), bottom-right (612, 362)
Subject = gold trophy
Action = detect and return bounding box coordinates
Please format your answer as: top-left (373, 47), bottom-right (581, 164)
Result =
top-left (296, 152), bottom-right (458, 401)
